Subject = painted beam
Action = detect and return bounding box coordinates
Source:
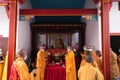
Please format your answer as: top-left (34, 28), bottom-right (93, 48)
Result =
top-left (101, 0), bottom-right (111, 80)
top-left (7, 0), bottom-right (17, 79)
top-left (20, 9), bottom-right (97, 16)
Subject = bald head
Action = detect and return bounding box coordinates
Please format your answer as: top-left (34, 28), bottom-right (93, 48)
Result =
top-left (17, 49), bottom-right (26, 58)
top-left (85, 51), bottom-right (93, 63)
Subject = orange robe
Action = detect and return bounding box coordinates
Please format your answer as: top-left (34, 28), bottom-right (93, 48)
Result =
top-left (91, 51), bottom-right (100, 69)
top-left (118, 56), bottom-right (120, 74)
top-left (95, 55), bottom-right (102, 72)
top-left (81, 51), bottom-right (87, 61)
top-left (78, 63), bottom-right (104, 80)
top-left (36, 50), bottom-right (47, 80)
top-left (0, 60), bottom-right (4, 79)
top-left (80, 51), bottom-right (99, 69)
top-left (9, 58), bottom-right (30, 80)
top-left (2, 53), bottom-right (8, 80)
top-left (80, 59), bottom-right (99, 68)
top-left (110, 49), bottom-right (120, 79)
top-left (65, 50), bottom-right (76, 80)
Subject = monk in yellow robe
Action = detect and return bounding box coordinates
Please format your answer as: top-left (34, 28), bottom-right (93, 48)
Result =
top-left (95, 50), bottom-right (102, 72)
top-left (80, 48), bottom-right (99, 69)
top-left (65, 46), bottom-right (76, 80)
top-left (0, 49), bottom-right (4, 80)
top-left (2, 51), bottom-right (8, 80)
top-left (81, 46), bottom-right (87, 61)
top-left (9, 49), bottom-right (30, 80)
top-left (110, 48), bottom-right (120, 79)
top-left (118, 55), bottom-right (120, 74)
top-left (0, 60), bottom-right (4, 80)
top-left (78, 51), bottom-right (104, 80)
top-left (36, 46), bottom-right (48, 80)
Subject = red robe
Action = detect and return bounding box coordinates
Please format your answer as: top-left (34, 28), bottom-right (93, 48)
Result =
top-left (9, 61), bottom-right (20, 80)
top-left (9, 58), bottom-right (30, 80)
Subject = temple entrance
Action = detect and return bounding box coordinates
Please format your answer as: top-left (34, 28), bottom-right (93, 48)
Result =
top-left (30, 23), bottom-right (86, 79)
top-left (30, 23), bottom-right (86, 62)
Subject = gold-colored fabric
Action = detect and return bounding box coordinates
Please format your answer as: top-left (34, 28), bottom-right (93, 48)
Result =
top-left (36, 50), bottom-right (47, 80)
top-left (78, 63), bottom-right (104, 80)
top-left (95, 55), bottom-right (102, 71)
top-left (30, 71), bottom-right (36, 80)
top-left (65, 50), bottom-right (76, 80)
top-left (0, 61), bottom-right (4, 79)
top-left (118, 56), bottom-right (120, 75)
top-left (2, 53), bottom-right (8, 80)
top-left (80, 59), bottom-right (99, 68)
top-left (81, 51), bottom-right (87, 61)
top-left (14, 58), bottom-right (30, 80)
top-left (110, 49), bottom-right (120, 79)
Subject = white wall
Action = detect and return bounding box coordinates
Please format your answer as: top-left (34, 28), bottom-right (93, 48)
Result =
top-left (72, 32), bottom-right (79, 45)
top-left (84, 0), bottom-right (102, 50)
top-left (16, 0), bottom-right (32, 63)
top-left (110, 2), bottom-right (120, 33)
top-left (0, 6), bottom-right (9, 37)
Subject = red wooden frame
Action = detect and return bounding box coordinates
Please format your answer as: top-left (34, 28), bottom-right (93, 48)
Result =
top-left (110, 33), bottom-right (120, 36)
top-left (101, 0), bottom-right (111, 80)
top-left (20, 9), bottom-right (97, 16)
top-left (7, 1), bottom-right (17, 79)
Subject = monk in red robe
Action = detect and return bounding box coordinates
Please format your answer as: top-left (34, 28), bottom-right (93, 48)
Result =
top-left (9, 49), bottom-right (30, 80)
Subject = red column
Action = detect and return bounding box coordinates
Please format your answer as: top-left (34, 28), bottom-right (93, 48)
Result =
top-left (7, 0), bottom-right (17, 79)
top-left (101, 0), bottom-right (111, 80)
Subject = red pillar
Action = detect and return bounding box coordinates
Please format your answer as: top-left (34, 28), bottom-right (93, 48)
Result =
top-left (101, 0), bottom-right (111, 80)
top-left (7, 0), bottom-right (17, 79)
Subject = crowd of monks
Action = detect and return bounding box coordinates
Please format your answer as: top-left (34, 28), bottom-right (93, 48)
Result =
top-left (1, 45), bottom-right (120, 80)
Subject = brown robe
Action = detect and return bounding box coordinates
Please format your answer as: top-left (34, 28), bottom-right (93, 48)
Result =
top-left (110, 49), bottom-right (120, 79)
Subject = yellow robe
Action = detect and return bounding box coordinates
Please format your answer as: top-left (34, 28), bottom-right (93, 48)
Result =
top-left (80, 59), bottom-right (99, 68)
top-left (95, 55), bottom-right (102, 72)
top-left (2, 53), bottom-right (8, 80)
top-left (110, 49), bottom-right (120, 79)
top-left (80, 51), bottom-right (99, 69)
top-left (9, 57), bottom-right (30, 80)
top-left (0, 60), bottom-right (4, 79)
top-left (65, 50), bottom-right (76, 80)
top-left (36, 50), bottom-right (47, 80)
top-left (78, 63), bottom-right (104, 80)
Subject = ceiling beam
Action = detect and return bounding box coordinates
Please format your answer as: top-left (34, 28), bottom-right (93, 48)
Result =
top-left (20, 9), bottom-right (97, 16)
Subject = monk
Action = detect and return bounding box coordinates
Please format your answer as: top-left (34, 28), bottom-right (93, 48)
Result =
top-left (0, 49), bottom-right (4, 80)
top-left (80, 47), bottom-right (99, 69)
top-left (9, 49), bottom-right (30, 80)
top-left (36, 46), bottom-right (48, 80)
top-left (95, 50), bottom-right (102, 72)
top-left (65, 46), bottom-right (76, 80)
top-left (2, 51), bottom-right (8, 80)
top-left (81, 46), bottom-right (87, 61)
top-left (110, 48), bottom-right (120, 79)
top-left (78, 51), bottom-right (104, 80)
top-left (118, 55), bottom-right (120, 74)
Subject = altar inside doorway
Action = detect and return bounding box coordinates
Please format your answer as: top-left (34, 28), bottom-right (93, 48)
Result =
top-left (30, 23), bottom-right (86, 80)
